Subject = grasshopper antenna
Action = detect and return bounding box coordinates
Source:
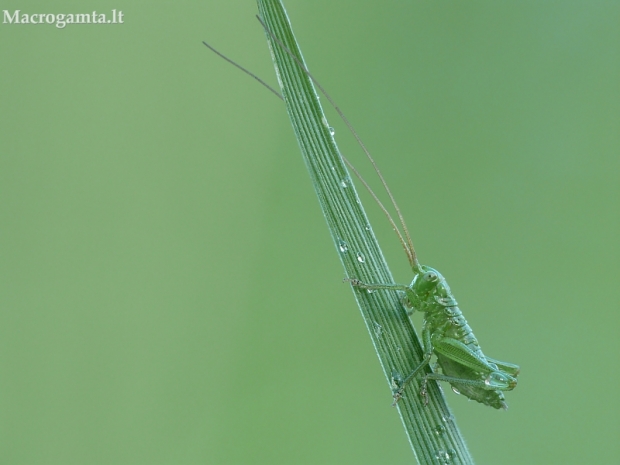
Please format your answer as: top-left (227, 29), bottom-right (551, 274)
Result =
top-left (202, 41), bottom-right (283, 101)
top-left (255, 16), bottom-right (421, 274)
top-left (202, 41), bottom-right (410, 266)
top-left (203, 32), bottom-right (421, 273)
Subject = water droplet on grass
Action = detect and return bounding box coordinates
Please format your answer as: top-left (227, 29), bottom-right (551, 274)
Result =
top-left (372, 321), bottom-right (382, 338)
top-left (433, 424), bottom-right (446, 436)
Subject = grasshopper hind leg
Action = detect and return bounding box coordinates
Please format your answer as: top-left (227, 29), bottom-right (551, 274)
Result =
top-left (423, 373), bottom-right (508, 410)
top-left (429, 354), bottom-right (512, 410)
top-left (485, 357), bottom-right (520, 377)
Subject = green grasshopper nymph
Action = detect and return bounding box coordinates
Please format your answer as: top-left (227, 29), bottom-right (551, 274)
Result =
top-left (347, 268), bottom-right (519, 409)
top-left (204, 17), bottom-right (519, 409)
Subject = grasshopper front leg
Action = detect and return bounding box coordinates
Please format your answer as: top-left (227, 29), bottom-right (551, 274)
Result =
top-left (346, 277), bottom-right (434, 404)
top-left (344, 278), bottom-right (409, 293)
top-left (345, 277), bottom-right (417, 313)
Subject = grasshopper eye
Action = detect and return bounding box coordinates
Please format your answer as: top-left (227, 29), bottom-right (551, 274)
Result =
top-left (423, 271), bottom-right (438, 282)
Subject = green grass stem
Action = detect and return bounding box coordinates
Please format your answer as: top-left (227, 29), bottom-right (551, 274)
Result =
top-left (256, 1), bottom-right (475, 463)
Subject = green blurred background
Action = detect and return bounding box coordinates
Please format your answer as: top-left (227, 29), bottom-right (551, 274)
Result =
top-left (1, 1), bottom-right (618, 464)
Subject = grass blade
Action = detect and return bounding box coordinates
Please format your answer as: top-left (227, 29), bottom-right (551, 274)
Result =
top-left (256, 1), bottom-right (474, 463)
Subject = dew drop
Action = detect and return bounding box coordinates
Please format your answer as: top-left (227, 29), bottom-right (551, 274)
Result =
top-left (446, 449), bottom-right (456, 463)
top-left (434, 449), bottom-right (453, 465)
top-left (356, 253), bottom-right (365, 263)
top-left (329, 126), bottom-right (335, 136)
top-left (338, 240), bottom-right (348, 253)
top-left (441, 414), bottom-right (455, 424)
top-left (391, 370), bottom-right (404, 389)
top-left (366, 288), bottom-right (375, 294)
top-left (433, 424), bottom-right (446, 436)
top-left (372, 321), bottom-right (382, 338)
top-left (451, 386), bottom-right (461, 396)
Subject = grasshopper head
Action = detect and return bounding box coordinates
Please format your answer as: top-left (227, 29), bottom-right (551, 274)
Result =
top-left (412, 267), bottom-right (441, 295)
top-left (411, 266), bottom-right (458, 307)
